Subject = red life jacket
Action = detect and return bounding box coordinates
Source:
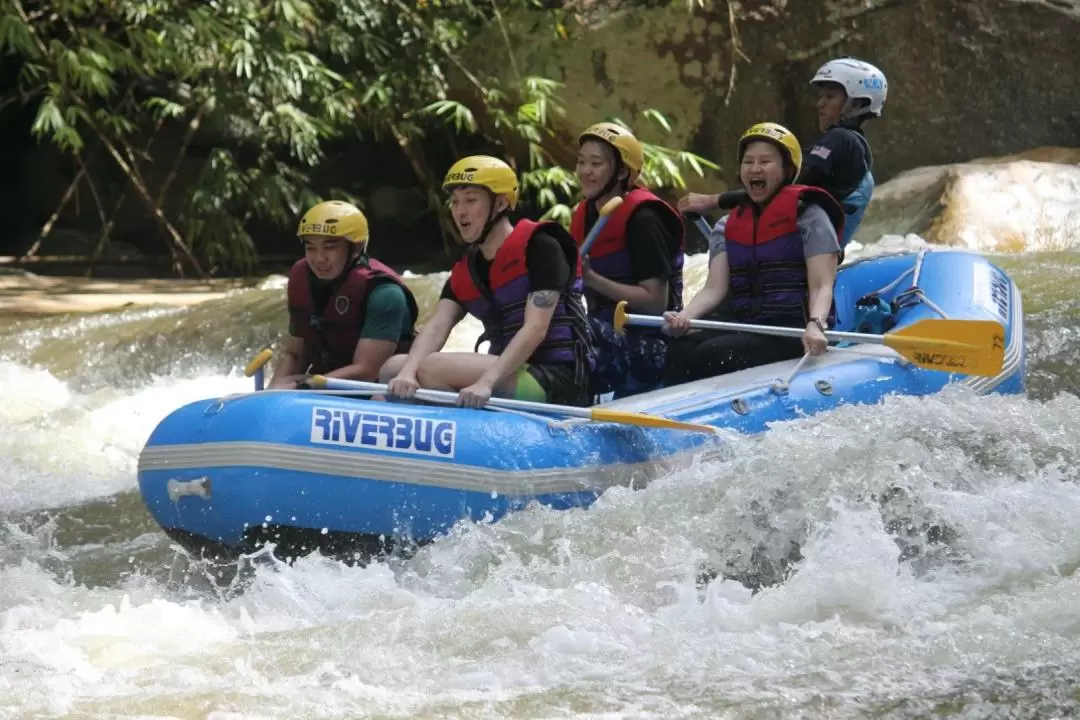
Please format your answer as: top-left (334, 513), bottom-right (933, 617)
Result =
top-left (569, 187), bottom-right (685, 323)
top-left (448, 220), bottom-right (594, 372)
top-left (287, 257), bottom-right (419, 375)
top-left (724, 184), bottom-right (844, 326)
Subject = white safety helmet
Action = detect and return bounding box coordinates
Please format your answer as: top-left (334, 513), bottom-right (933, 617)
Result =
top-left (810, 57), bottom-right (887, 119)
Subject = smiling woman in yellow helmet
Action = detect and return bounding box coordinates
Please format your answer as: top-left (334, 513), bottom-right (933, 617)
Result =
top-left (267, 200), bottom-right (419, 389)
top-left (661, 122), bottom-right (846, 387)
top-left (570, 121), bottom-right (686, 400)
top-left (380, 155), bottom-right (596, 409)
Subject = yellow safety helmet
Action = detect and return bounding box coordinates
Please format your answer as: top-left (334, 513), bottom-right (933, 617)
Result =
top-left (296, 200), bottom-right (369, 248)
top-left (737, 122), bottom-right (803, 178)
top-left (579, 122), bottom-right (645, 181)
top-left (442, 155), bottom-right (519, 210)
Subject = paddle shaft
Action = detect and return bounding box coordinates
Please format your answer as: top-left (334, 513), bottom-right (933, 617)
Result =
top-left (311, 376), bottom-right (720, 434)
top-left (579, 216), bottom-right (611, 257)
top-left (620, 312), bottom-right (885, 346)
top-left (313, 377), bottom-right (595, 418)
top-left (579, 196), bottom-right (624, 257)
top-left (685, 212), bottom-right (715, 239)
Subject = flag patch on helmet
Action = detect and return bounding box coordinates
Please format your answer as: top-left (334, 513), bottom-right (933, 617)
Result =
top-left (810, 145), bottom-right (832, 159)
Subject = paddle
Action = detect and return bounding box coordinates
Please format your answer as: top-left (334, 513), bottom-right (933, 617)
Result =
top-left (305, 375), bottom-right (721, 435)
top-left (244, 348), bottom-right (274, 391)
top-left (684, 211), bottom-right (715, 240)
top-left (578, 195), bottom-right (624, 257)
top-left (613, 301), bottom-right (1007, 378)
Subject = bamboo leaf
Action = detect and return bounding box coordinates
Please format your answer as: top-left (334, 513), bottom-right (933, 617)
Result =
top-left (0, 13), bottom-right (40, 57)
top-left (643, 108), bottom-right (672, 133)
top-left (31, 96), bottom-right (83, 151)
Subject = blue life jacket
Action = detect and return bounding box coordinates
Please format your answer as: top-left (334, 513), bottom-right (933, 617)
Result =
top-left (839, 132), bottom-right (875, 249)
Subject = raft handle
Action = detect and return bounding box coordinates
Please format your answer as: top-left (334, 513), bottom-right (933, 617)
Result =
top-left (771, 352), bottom-right (814, 394)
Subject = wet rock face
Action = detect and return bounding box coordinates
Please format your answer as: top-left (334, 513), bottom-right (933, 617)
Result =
top-left (487, 0), bottom-right (1080, 186)
top-left (855, 146), bottom-right (1080, 249)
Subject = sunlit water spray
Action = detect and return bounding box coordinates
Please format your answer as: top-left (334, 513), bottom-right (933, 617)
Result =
top-left (2, 389), bottom-right (1078, 718)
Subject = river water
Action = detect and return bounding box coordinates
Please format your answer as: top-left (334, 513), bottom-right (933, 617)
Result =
top-left (1, 215), bottom-right (1079, 716)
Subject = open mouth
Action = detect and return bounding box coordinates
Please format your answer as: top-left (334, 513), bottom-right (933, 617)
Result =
top-left (748, 179), bottom-right (767, 191)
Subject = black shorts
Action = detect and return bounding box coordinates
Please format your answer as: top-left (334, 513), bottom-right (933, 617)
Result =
top-left (663, 330), bottom-right (805, 387)
top-left (525, 362), bottom-right (589, 407)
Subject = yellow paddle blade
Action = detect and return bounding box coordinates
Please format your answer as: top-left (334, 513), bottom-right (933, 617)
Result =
top-left (589, 407), bottom-right (720, 435)
top-left (884, 318), bottom-right (1007, 377)
top-left (244, 348), bottom-right (273, 377)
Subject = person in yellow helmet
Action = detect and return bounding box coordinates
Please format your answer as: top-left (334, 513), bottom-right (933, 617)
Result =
top-left (570, 121), bottom-right (686, 399)
top-left (661, 122), bottom-right (846, 386)
top-left (380, 155), bottom-right (596, 408)
top-left (267, 200), bottom-right (419, 389)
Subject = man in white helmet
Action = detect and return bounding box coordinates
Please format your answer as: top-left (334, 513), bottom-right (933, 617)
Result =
top-left (802, 56), bottom-right (887, 250)
top-left (678, 56), bottom-right (886, 255)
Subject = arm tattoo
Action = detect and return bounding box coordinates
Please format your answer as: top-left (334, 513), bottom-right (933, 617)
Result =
top-left (529, 290), bottom-right (559, 308)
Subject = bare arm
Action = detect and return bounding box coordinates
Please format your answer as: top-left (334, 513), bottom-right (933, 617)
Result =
top-left (681, 252), bottom-right (730, 321)
top-left (322, 338), bottom-right (399, 382)
top-left (584, 273), bottom-right (669, 315)
top-left (398, 299), bottom-right (465, 376)
top-left (805, 253), bottom-right (838, 322)
top-left (267, 335), bottom-right (306, 388)
top-left (476, 289), bottom-right (558, 388)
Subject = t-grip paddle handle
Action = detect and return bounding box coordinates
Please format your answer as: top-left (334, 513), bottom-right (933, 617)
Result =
top-left (244, 348), bottom-right (274, 391)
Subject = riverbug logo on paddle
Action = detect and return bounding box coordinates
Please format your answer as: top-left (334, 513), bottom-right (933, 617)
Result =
top-left (309, 407), bottom-right (456, 458)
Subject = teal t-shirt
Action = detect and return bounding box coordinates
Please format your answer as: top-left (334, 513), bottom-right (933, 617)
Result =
top-left (359, 282), bottom-right (412, 341)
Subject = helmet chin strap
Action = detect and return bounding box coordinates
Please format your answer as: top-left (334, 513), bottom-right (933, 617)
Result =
top-left (466, 191), bottom-right (508, 247)
top-left (586, 159), bottom-right (626, 204)
top-left (839, 98), bottom-right (871, 124)
top-left (310, 246), bottom-right (363, 288)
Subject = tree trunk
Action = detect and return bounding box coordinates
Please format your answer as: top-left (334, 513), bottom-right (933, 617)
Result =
top-left (92, 125), bottom-right (204, 277)
top-left (13, 0), bottom-right (205, 278)
top-left (390, 121), bottom-right (460, 259)
top-left (23, 165), bottom-right (85, 258)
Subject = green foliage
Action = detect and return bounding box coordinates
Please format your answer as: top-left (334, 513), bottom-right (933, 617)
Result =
top-left (0, 0), bottom-right (719, 275)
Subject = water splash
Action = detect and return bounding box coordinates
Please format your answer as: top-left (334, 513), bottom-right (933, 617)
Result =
top-left (3, 387), bottom-right (1079, 718)
top-left (0, 362), bottom-right (249, 512)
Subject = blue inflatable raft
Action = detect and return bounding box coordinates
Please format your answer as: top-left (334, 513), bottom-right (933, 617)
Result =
top-left (137, 249), bottom-right (1025, 561)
